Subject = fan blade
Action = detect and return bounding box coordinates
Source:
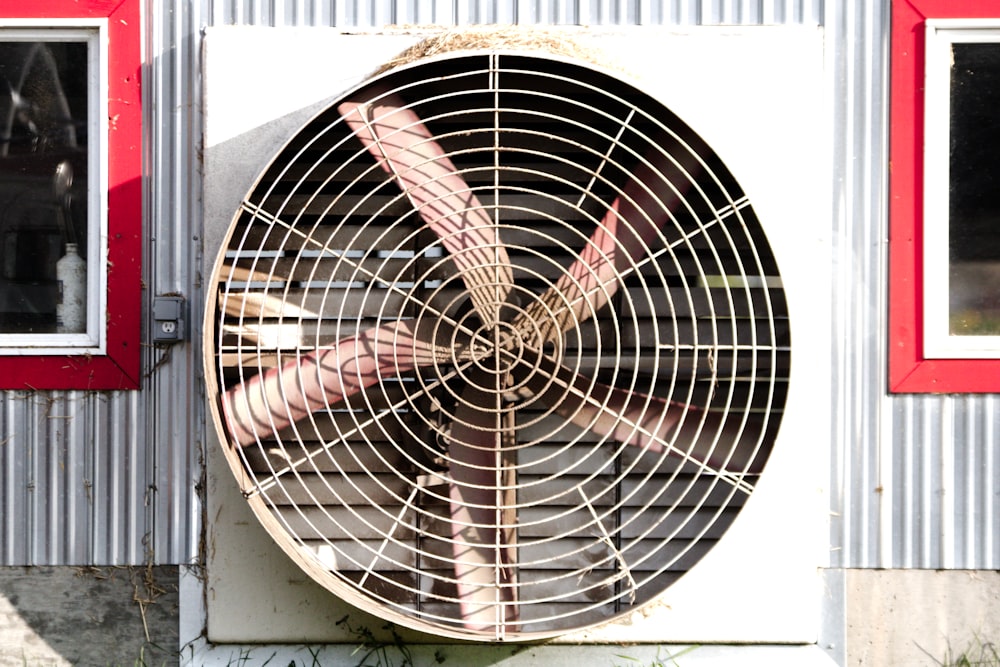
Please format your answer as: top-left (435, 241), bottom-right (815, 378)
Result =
top-left (519, 358), bottom-right (762, 475)
top-left (446, 371), bottom-right (517, 631)
top-left (339, 93), bottom-right (514, 327)
top-left (515, 148), bottom-right (701, 344)
top-left (223, 319), bottom-right (455, 446)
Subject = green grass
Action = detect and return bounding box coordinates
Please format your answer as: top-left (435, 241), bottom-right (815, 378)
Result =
top-left (611, 646), bottom-right (699, 667)
top-left (924, 636), bottom-right (1000, 667)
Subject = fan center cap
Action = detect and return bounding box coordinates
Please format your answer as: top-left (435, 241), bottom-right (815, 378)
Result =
top-left (471, 321), bottom-right (524, 374)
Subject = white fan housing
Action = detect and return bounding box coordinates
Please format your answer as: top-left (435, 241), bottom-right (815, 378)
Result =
top-left (202, 25), bottom-right (829, 646)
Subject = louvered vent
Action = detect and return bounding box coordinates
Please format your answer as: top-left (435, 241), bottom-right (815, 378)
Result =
top-left (206, 51), bottom-right (789, 641)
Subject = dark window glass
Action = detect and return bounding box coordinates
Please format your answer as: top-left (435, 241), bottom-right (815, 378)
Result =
top-left (0, 40), bottom-right (88, 334)
top-left (949, 42), bottom-right (1000, 336)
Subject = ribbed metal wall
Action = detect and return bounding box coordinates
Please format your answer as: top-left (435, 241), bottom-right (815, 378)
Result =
top-left (1, 0), bottom-right (996, 571)
top-left (201, 0), bottom-right (823, 26)
top-left (824, 1), bottom-right (1000, 570)
top-left (0, 390), bottom-right (148, 564)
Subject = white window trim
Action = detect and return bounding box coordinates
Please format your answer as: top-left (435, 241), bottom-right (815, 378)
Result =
top-left (923, 19), bottom-right (1000, 359)
top-left (0, 20), bottom-right (108, 355)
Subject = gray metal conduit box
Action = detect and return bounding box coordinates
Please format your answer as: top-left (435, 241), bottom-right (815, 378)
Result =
top-left (152, 295), bottom-right (186, 343)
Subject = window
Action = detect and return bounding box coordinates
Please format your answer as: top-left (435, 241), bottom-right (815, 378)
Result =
top-left (0, 0), bottom-right (141, 389)
top-left (889, 0), bottom-right (1000, 392)
top-left (924, 23), bottom-right (1000, 357)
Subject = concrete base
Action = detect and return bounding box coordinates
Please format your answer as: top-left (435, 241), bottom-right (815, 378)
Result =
top-left (0, 567), bottom-right (998, 665)
top-left (0, 566), bottom-right (179, 667)
top-left (845, 569), bottom-right (1000, 666)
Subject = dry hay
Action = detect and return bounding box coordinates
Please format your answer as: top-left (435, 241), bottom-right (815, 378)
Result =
top-left (373, 25), bottom-right (612, 76)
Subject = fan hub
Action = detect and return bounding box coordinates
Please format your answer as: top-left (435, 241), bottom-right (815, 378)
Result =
top-left (468, 320), bottom-right (523, 373)
top-left (451, 292), bottom-right (565, 401)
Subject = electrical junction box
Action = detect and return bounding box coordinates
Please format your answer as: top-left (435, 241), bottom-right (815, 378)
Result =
top-left (152, 295), bottom-right (186, 343)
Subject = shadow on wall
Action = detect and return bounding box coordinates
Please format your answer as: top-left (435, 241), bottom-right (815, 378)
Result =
top-left (199, 66), bottom-right (403, 648)
top-left (0, 566), bottom-right (179, 666)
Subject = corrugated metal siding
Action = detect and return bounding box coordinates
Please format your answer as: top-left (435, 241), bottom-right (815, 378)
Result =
top-left (822, 0), bottom-right (998, 571)
top-left (827, 0), bottom-right (888, 568)
top-left (0, 391), bottom-right (149, 565)
top-left (145, 0), bottom-right (207, 567)
top-left (3, 0), bottom-right (998, 571)
top-left (868, 394), bottom-right (1000, 569)
top-left (824, 0), bottom-right (1000, 570)
top-left (0, 1), bottom-right (208, 567)
top-left (203, 0), bottom-right (823, 26)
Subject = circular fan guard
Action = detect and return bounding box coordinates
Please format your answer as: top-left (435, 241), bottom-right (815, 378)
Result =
top-left (206, 51), bottom-right (789, 641)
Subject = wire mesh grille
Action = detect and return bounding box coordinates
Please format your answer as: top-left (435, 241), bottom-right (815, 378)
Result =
top-left (206, 52), bottom-right (789, 641)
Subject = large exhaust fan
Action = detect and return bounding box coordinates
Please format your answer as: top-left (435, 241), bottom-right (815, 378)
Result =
top-left (205, 40), bottom-right (790, 641)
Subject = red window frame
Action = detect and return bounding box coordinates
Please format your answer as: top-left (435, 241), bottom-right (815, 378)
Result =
top-left (889, 0), bottom-right (1000, 392)
top-left (0, 0), bottom-right (141, 390)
